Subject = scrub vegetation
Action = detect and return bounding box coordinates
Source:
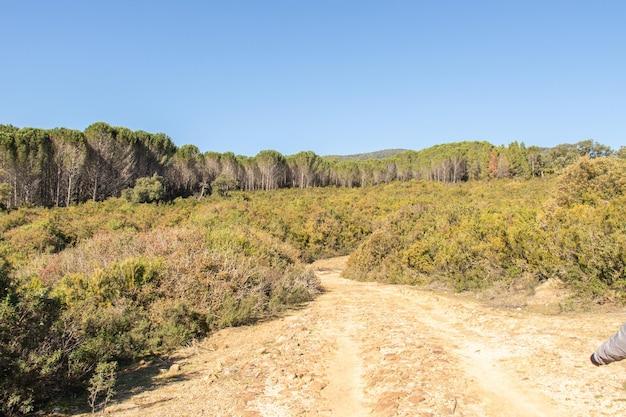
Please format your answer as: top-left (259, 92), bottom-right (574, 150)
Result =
top-left (0, 126), bottom-right (625, 415)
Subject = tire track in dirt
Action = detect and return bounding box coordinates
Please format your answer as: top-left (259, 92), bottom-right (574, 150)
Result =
top-left (98, 257), bottom-right (626, 417)
top-left (319, 310), bottom-right (367, 416)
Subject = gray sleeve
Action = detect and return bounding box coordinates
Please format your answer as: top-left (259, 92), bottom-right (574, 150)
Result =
top-left (593, 322), bottom-right (626, 365)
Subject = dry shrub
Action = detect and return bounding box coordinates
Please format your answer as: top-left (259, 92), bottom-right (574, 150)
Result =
top-left (24, 224), bottom-right (320, 354)
top-left (3, 218), bottom-right (70, 259)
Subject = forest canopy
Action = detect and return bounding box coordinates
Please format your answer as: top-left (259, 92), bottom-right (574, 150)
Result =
top-left (0, 122), bottom-right (619, 208)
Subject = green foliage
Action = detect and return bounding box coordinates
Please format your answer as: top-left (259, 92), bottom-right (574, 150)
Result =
top-left (324, 148), bottom-right (408, 161)
top-left (345, 229), bottom-right (400, 283)
top-left (0, 194), bottom-right (329, 414)
top-left (3, 217), bottom-right (72, 260)
top-left (3, 157), bottom-right (626, 414)
top-left (555, 156), bottom-right (626, 207)
top-left (88, 361), bottom-right (117, 414)
top-left (121, 174), bottom-right (165, 203)
top-left (342, 159), bottom-right (626, 304)
top-left (0, 122), bottom-right (617, 208)
top-left (0, 181), bottom-right (10, 205)
top-left (0, 250), bottom-right (11, 300)
top-left (343, 179), bottom-right (551, 294)
top-left (269, 269), bottom-right (321, 311)
top-left (0, 286), bottom-right (66, 417)
top-left (55, 256), bottom-right (163, 306)
top-left (211, 173), bottom-right (238, 196)
top-left (145, 301), bottom-right (203, 350)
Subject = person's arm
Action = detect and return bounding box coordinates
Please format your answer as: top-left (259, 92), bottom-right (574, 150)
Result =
top-left (592, 322), bottom-right (626, 366)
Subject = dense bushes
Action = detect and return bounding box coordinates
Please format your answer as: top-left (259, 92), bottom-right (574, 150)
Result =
top-left (0, 200), bottom-right (326, 415)
top-left (2, 155), bottom-right (626, 414)
top-left (343, 157), bottom-right (626, 304)
top-left (541, 158), bottom-right (626, 302)
top-left (0, 283), bottom-right (68, 416)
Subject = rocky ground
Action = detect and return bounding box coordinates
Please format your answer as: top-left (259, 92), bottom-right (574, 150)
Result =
top-left (76, 257), bottom-right (626, 416)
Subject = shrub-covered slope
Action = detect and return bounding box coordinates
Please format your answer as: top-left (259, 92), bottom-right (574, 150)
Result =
top-left (1, 155), bottom-right (625, 415)
top-left (343, 157), bottom-right (626, 305)
top-left (0, 197), bottom-right (327, 415)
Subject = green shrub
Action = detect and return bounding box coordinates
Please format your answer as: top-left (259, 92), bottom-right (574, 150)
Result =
top-left (269, 269), bottom-right (320, 311)
top-left (55, 256), bottom-right (163, 306)
top-left (121, 174), bottom-right (165, 203)
top-left (215, 294), bottom-right (261, 328)
top-left (145, 301), bottom-right (204, 351)
top-left (555, 156), bottom-right (626, 207)
top-left (87, 361), bottom-right (117, 414)
top-left (211, 173), bottom-right (238, 196)
top-left (4, 218), bottom-right (71, 260)
top-left (0, 287), bottom-right (66, 417)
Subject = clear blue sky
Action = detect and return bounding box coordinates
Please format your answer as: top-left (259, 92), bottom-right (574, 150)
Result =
top-left (1, 1), bottom-right (624, 156)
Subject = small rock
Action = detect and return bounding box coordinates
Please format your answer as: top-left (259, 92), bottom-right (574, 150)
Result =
top-left (408, 394), bottom-right (426, 404)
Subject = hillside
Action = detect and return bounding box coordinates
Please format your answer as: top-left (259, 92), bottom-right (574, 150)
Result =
top-left (323, 148), bottom-right (409, 161)
top-left (74, 257), bottom-right (626, 417)
top-left (2, 156), bottom-right (626, 415)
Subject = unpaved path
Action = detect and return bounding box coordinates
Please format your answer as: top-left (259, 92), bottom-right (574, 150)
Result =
top-left (102, 257), bottom-right (626, 416)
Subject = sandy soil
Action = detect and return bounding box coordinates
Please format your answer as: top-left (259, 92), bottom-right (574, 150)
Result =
top-left (91, 257), bottom-right (626, 416)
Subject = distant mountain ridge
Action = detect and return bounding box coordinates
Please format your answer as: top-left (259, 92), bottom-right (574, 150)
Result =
top-left (324, 149), bottom-right (409, 161)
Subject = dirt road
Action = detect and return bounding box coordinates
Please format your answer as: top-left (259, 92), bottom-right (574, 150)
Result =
top-left (103, 257), bottom-right (626, 416)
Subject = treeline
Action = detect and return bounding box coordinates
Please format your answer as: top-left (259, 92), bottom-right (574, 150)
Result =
top-left (0, 122), bottom-right (619, 207)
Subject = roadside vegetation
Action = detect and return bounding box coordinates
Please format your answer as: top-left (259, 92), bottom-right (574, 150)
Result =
top-left (1, 128), bottom-right (625, 415)
top-left (0, 197), bottom-right (326, 416)
top-left (345, 157), bottom-right (626, 307)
